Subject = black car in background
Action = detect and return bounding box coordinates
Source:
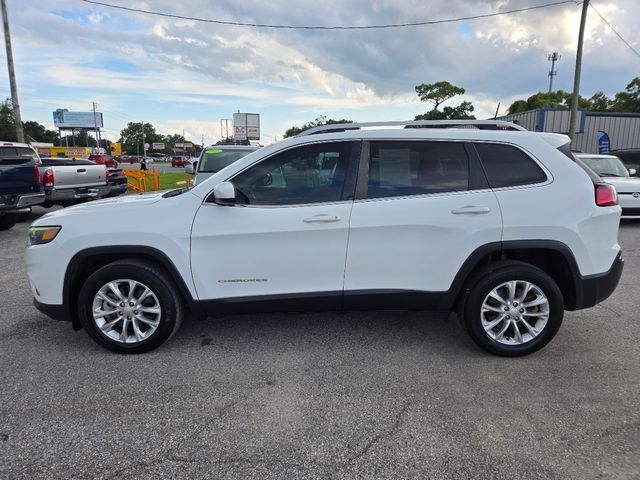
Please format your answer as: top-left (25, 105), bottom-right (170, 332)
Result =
top-left (610, 149), bottom-right (640, 176)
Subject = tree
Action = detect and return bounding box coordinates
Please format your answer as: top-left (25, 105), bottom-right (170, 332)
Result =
top-left (415, 101), bottom-right (476, 120)
top-left (0, 98), bottom-right (16, 141)
top-left (612, 77), bottom-right (640, 112)
top-left (415, 81), bottom-right (466, 110)
top-left (283, 116), bottom-right (353, 138)
top-left (119, 122), bottom-right (162, 155)
top-left (414, 81), bottom-right (475, 120)
top-left (588, 91), bottom-right (612, 112)
top-left (23, 121), bottom-right (59, 144)
top-left (507, 90), bottom-right (590, 114)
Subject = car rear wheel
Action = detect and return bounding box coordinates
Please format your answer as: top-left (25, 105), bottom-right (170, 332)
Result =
top-left (77, 259), bottom-right (183, 353)
top-left (463, 262), bottom-right (564, 356)
top-left (0, 213), bottom-right (19, 231)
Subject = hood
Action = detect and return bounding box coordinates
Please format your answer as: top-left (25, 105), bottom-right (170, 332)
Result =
top-left (32, 191), bottom-right (165, 225)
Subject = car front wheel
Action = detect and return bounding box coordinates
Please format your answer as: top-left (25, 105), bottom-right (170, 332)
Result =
top-left (463, 262), bottom-right (564, 357)
top-left (77, 259), bottom-right (183, 353)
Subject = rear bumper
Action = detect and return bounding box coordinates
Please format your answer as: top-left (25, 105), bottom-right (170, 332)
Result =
top-left (1, 192), bottom-right (45, 211)
top-left (46, 186), bottom-right (109, 202)
top-left (574, 251), bottom-right (624, 310)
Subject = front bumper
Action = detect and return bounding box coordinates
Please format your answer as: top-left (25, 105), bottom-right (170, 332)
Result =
top-left (33, 298), bottom-right (69, 322)
top-left (574, 251), bottom-right (624, 310)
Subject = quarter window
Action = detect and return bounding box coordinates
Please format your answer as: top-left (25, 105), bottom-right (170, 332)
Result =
top-left (231, 142), bottom-right (356, 205)
top-left (366, 141), bottom-right (469, 199)
top-left (475, 143), bottom-right (547, 188)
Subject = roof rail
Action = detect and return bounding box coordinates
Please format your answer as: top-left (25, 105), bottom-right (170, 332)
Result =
top-left (297, 120), bottom-right (527, 136)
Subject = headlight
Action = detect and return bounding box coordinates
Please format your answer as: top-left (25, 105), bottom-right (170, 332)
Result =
top-left (28, 226), bottom-right (61, 245)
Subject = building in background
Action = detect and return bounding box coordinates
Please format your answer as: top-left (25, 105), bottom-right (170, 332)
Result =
top-left (498, 109), bottom-right (640, 153)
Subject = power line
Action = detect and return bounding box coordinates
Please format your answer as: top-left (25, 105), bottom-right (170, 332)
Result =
top-left (589, 2), bottom-right (640, 59)
top-left (78, 0), bottom-right (578, 30)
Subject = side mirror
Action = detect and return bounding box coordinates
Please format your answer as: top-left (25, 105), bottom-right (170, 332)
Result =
top-left (212, 181), bottom-right (236, 205)
top-left (185, 164), bottom-right (194, 175)
top-left (629, 168), bottom-right (637, 176)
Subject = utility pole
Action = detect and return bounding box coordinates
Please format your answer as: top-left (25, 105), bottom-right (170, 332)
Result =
top-left (92, 101), bottom-right (99, 152)
top-left (547, 51), bottom-right (561, 93)
top-left (568, 0), bottom-right (589, 144)
top-left (141, 121), bottom-right (146, 159)
top-left (1, 0), bottom-right (24, 142)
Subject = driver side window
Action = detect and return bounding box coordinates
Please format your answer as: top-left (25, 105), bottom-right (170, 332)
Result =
top-left (231, 142), bottom-right (356, 205)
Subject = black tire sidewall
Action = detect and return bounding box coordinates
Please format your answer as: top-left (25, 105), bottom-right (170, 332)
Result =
top-left (78, 262), bottom-right (181, 353)
top-left (0, 213), bottom-right (19, 231)
top-left (464, 265), bottom-right (564, 357)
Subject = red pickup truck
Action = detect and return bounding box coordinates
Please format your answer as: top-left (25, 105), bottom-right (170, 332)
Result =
top-left (88, 154), bottom-right (118, 169)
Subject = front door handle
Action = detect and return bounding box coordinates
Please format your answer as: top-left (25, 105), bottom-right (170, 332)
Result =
top-left (303, 214), bottom-right (341, 223)
top-left (451, 206), bottom-right (491, 215)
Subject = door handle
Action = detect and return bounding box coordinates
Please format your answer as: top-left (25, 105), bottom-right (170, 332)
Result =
top-left (451, 206), bottom-right (491, 215)
top-left (303, 214), bottom-right (341, 223)
top-left (77, 169), bottom-right (86, 173)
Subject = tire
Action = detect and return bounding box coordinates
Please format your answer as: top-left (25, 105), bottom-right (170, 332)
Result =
top-left (77, 259), bottom-right (184, 353)
top-left (17, 207), bottom-right (32, 223)
top-left (462, 262), bottom-right (564, 357)
top-left (0, 213), bottom-right (19, 231)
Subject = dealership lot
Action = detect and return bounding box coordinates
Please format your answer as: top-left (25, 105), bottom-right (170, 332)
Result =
top-left (1, 208), bottom-right (639, 479)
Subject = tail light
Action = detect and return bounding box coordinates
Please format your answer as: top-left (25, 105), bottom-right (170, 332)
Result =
top-left (596, 183), bottom-right (618, 207)
top-left (43, 168), bottom-right (54, 187)
top-left (34, 165), bottom-right (41, 186)
top-left (105, 169), bottom-right (110, 181)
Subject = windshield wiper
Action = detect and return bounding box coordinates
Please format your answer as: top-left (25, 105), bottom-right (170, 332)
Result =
top-left (598, 172), bottom-right (624, 177)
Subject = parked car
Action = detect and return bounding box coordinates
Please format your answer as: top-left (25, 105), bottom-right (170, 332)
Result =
top-left (37, 157), bottom-right (123, 207)
top-left (105, 169), bottom-right (128, 197)
top-left (609, 149), bottom-right (640, 176)
top-left (26, 120), bottom-right (623, 355)
top-left (576, 153), bottom-right (640, 218)
top-left (0, 142), bottom-right (45, 231)
top-left (186, 145), bottom-right (260, 185)
top-left (171, 156), bottom-right (188, 167)
top-left (88, 154), bottom-right (118, 169)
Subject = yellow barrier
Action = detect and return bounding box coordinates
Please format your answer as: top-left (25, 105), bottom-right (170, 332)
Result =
top-left (123, 169), bottom-right (161, 192)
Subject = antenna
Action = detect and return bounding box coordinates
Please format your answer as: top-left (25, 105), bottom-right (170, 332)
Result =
top-left (547, 51), bottom-right (561, 92)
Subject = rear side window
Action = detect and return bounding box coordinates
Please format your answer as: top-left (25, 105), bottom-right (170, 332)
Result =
top-left (475, 143), bottom-right (547, 188)
top-left (367, 141), bottom-right (469, 199)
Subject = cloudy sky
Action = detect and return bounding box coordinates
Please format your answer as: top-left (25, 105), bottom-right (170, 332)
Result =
top-left (2, 0), bottom-right (638, 144)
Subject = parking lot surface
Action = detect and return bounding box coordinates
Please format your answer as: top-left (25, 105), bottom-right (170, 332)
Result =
top-left (1, 207), bottom-right (639, 479)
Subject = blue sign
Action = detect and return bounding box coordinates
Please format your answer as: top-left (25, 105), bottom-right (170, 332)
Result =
top-left (597, 131), bottom-right (610, 154)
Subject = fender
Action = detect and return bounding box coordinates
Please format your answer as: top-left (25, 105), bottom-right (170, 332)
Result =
top-left (63, 245), bottom-right (203, 329)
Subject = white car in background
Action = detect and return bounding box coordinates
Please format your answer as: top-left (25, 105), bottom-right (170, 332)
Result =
top-left (187, 145), bottom-right (259, 184)
top-left (576, 153), bottom-right (640, 219)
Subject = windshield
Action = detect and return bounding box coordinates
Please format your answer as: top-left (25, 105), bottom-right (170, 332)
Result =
top-left (199, 148), bottom-right (255, 173)
top-left (580, 156), bottom-right (629, 177)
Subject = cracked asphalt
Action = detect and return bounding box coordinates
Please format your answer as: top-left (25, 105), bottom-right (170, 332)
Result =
top-left (1, 207), bottom-right (639, 479)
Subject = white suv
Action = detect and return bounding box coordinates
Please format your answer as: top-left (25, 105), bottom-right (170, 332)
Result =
top-left (25, 120), bottom-right (624, 356)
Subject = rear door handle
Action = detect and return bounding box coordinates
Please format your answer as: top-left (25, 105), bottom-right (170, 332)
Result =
top-left (451, 206), bottom-right (491, 215)
top-left (303, 214), bottom-right (341, 223)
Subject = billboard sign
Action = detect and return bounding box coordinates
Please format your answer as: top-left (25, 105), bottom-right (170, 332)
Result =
top-left (233, 113), bottom-right (260, 140)
top-left (152, 142), bottom-right (164, 150)
top-left (53, 110), bottom-right (104, 128)
top-left (174, 142), bottom-right (193, 148)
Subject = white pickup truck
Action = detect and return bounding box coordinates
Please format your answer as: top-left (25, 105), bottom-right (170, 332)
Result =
top-left (39, 158), bottom-right (126, 207)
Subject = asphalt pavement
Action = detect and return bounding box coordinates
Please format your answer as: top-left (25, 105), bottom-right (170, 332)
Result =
top-left (1, 207), bottom-right (639, 479)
